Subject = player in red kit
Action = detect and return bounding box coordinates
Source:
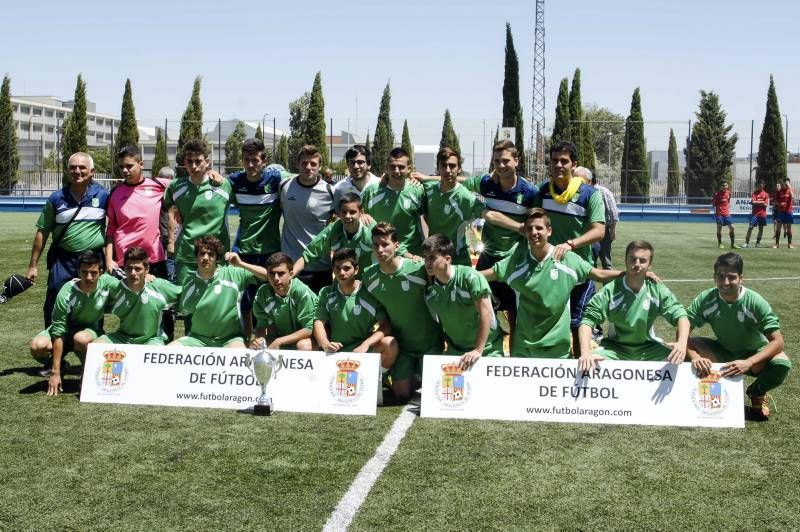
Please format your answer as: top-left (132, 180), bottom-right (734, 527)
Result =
top-left (712, 182), bottom-right (738, 249)
top-left (743, 181), bottom-right (769, 248)
top-left (773, 178), bottom-right (794, 249)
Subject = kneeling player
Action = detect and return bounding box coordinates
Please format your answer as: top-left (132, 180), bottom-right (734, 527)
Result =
top-left (170, 236), bottom-right (267, 348)
top-left (30, 252), bottom-right (114, 396)
top-left (251, 253), bottom-right (318, 351)
top-left (686, 253), bottom-right (791, 420)
top-left (422, 234), bottom-right (504, 368)
top-left (95, 247), bottom-right (181, 346)
top-left (577, 240), bottom-right (690, 370)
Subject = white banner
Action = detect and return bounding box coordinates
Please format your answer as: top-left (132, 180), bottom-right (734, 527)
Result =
top-left (420, 356), bottom-right (744, 428)
top-left (731, 197), bottom-right (754, 215)
top-left (80, 344), bottom-right (379, 416)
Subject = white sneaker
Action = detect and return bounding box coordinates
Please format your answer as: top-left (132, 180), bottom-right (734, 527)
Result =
top-left (740, 243), bottom-right (749, 248)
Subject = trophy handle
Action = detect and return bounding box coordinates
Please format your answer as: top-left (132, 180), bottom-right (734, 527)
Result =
top-left (273, 354), bottom-right (284, 378)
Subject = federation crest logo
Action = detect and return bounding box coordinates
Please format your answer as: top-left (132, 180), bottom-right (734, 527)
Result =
top-left (403, 199), bottom-right (411, 209)
top-left (401, 280), bottom-right (410, 291)
top-left (550, 269), bottom-right (558, 280)
top-left (91, 197), bottom-right (100, 207)
top-left (444, 204), bottom-right (452, 215)
top-left (264, 184), bottom-right (272, 193)
top-left (204, 190), bottom-right (213, 200)
top-left (515, 192), bottom-right (523, 204)
top-left (96, 349), bottom-right (128, 392)
top-left (691, 371), bottom-right (729, 416)
top-left (353, 304), bottom-right (362, 316)
top-left (329, 358), bottom-right (364, 404)
top-left (434, 362), bottom-right (469, 408)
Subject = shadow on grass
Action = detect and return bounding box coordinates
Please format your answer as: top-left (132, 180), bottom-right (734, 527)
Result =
top-left (17, 377), bottom-right (82, 395)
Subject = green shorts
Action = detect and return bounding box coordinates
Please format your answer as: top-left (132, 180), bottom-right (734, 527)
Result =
top-left (174, 334), bottom-right (245, 348)
top-left (694, 337), bottom-right (755, 363)
top-left (96, 332), bottom-right (166, 346)
top-left (511, 345), bottom-right (571, 359)
top-left (594, 340), bottom-right (671, 362)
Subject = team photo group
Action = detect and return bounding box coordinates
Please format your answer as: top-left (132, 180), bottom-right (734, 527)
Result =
top-left (23, 136), bottom-right (791, 419)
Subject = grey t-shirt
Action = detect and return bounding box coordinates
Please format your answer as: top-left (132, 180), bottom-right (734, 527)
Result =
top-left (332, 173), bottom-right (381, 210)
top-left (280, 176), bottom-right (335, 271)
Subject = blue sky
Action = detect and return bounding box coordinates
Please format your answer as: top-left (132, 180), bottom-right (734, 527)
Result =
top-left (4, 0), bottom-right (798, 165)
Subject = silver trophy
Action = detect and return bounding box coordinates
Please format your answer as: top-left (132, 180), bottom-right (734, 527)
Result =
top-left (246, 349), bottom-right (283, 416)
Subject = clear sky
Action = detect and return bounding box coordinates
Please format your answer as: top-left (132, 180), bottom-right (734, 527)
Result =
top-left (4, 0), bottom-right (798, 167)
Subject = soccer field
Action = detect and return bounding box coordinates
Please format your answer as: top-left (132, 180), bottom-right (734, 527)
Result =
top-left (0, 212), bottom-right (798, 529)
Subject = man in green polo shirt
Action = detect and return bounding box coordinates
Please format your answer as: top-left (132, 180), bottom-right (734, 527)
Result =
top-left (251, 253), bottom-right (318, 351)
top-left (686, 253), bottom-right (792, 421)
top-left (170, 236), bottom-right (267, 348)
top-left (30, 252), bottom-right (115, 396)
top-left (422, 234), bottom-right (504, 368)
top-left (94, 247), bottom-right (182, 346)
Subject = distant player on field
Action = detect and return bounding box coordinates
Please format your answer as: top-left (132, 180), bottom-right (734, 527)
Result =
top-left (686, 252), bottom-right (792, 421)
top-left (577, 240), bottom-right (690, 370)
top-left (743, 180), bottom-right (769, 248)
top-left (711, 181), bottom-right (738, 249)
top-left (773, 178), bottom-right (794, 248)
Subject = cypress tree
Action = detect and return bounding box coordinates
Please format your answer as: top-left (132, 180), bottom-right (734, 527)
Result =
top-left (489, 127), bottom-right (500, 171)
top-left (255, 124), bottom-right (264, 142)
top-left (304, 71), bottom-right (329, 166)
top-left (61, 74), bottom-right (88, 183)
top-left (287, 92), bottom-right (310, 172)
top-left (276, 134), bottom-right (289, 168)
top-left (684, 91), bottom-right (738, 201)
top-left (176, 76), bottom-right (203, 177)
top-left (580, 119), bottom-right (595, 172)
top-left (667, 129), bottom-right (681, 197)
top-left (755, 75), bottom-right (786, 190)
top-left (401, 120), bottom-right (414, 168)
top-left (439, 109), bottom-right (461, 155)
top-left (225, 120), bottom-right (246, 173)
top-left (113, 78), bottom-right (139, 177)
top-left (621, 88), bottom-right (649, 200)
top-left (551, 78), bottom-right (571, 144)
top-left (502, 22), bottom-right (525, 175)
top-left (151, 127), bottom-right (168, 175)
top-left (372, 82), bottom-right (394, 176)
top-left (0, 75), bottom-right (19, 194)
top-left (364, 131), bottom-right (371, 153)
top-left (568, 68), bottom-right (583, 161)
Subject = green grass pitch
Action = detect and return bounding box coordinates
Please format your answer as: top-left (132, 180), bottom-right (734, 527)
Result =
top-left (0, 212), bottom-right (798, 529)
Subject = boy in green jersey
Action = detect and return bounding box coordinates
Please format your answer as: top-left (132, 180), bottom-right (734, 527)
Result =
top-left (686, 253), bottom-right (791, 420)
top-left (577, 240), bottom-right (690, 370)
top-left (162, 139), bottom-right (232, 285)
top-left (251, 253), bottom-right (318, 351)
top-left (362, 222), bottom-right (444, 402)
top-left (360, 148), bottom-right (426, 259)
top-left (293, 192), bottom-right (375, 277)
top-left (94, 247), bottom-right (181, 346)
top-left (314, 248), bottom-right (398, 368)
top-left (480, 208), bottom-right (619, 358)
top-left (170, 236), bottom-right (268, 349)
top-left (30, 252), bottom-right (114, 396)
top-left (422, 234), bottom-right (504, 368)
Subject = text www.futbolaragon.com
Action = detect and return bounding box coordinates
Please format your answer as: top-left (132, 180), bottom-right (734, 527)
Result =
top-left (526, 406), bottom-right (633, 417)
top-left (176, 392), bottom-right (257, 404)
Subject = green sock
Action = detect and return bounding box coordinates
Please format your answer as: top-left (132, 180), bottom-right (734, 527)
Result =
top-left (748, 358), bottom-right (792, 396)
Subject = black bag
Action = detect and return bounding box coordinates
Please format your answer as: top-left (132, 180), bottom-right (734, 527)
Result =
top-left (0, 274), bottom-right (34, 304)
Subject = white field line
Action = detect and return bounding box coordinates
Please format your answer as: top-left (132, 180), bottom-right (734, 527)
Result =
top-left (322, 403), bottom-right (418, 531)
top-left (663, 276), bottom-right (800, 282)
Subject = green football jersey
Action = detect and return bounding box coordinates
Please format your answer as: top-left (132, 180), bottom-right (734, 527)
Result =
top-left (108, 278), bottom-right (182, 344)
top-left (581, 277), bottom-right (687, 356)
top-left (162, 176), bottom-right (232, 263)
top-left (362, 259), bottom-right (442, 355)
top-left (49, 274), bottom-right (117, 338)
top-left (538, 182), bottom-right (605, 263)
top-left (179, 265), bottom-right (256, 342)
top-left (424, 182), bottom-right (485, 266)
top-left (361, 181), bottom-right (426, 256)
top-left (687, 286), bottom-right (780, 356)
top-left (493, 246), bottom-right (592, 358)
top-left (229, 173), bottom-right (282, 255)
top-left (424, 265), bottom-right (503, 356)
top-left (316, 283), bottom-right (387, 349)
top-left (302, 219), bottom-right (376, 274)
top-left (253, 278), bottom-right (318, 337)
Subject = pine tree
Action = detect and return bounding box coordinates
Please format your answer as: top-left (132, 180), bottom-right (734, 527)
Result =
top-left (225, 120), bottom-right (246, 173)
top-left (579, 119), bottom-right (595, 172)
top-left (551, 78), bottom-right (571, 145)
top-left (684, 90), bottom-right (738, 202)
top-left (0, 75), bottom-right (19, 194)
top-left (287, 92), bottom-right (310, 172)
top-left (621, 88), bottom-right (649, 200)
top-left (755, 75), bottom-right (787, 190)
top-left (176, 76), bottom-right (203, 177)
top-left (151, 127), bottom-right (168, 175)
top-left (502, 22), bottom-right (525, 175)
top-left (61, 74), bottom-right (88, 183)
top-left (276, 134), bottom-right (289, 168)
top-left (372, 82), bottom-right (394, 176)
top-left (401, 120), bottom-right (414, 168)
top-left (667, 129), bottom-right (681, 197)
top-left (255, 124), bottom-right (264, 142)
top-left (304, 71), bottom-right (329, 166)
top-left (568, 68), bottom-right (583, 161)
top-left (113, 78), bottom-right (139, 177)
top-left (439, 109), bottom-right (461, 155)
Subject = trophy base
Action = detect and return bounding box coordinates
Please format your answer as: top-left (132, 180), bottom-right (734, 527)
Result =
top-left (253, 403), bottom-right (272, 416)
